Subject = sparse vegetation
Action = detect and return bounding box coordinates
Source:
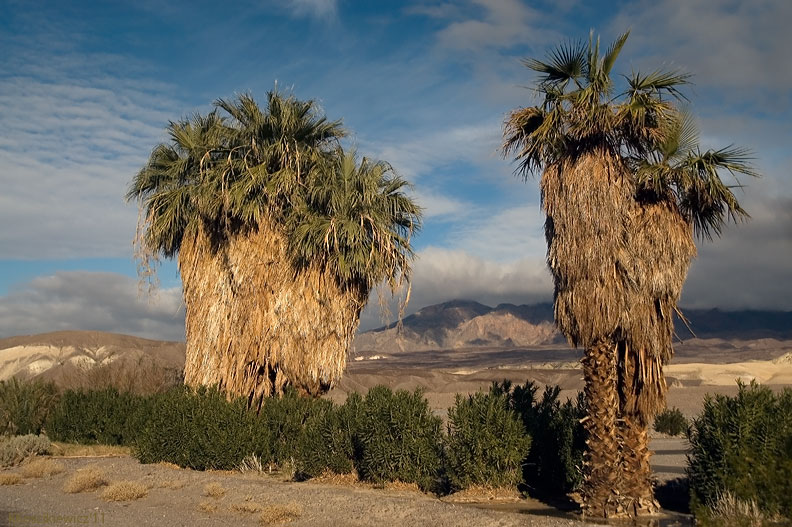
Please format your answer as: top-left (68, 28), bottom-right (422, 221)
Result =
top-left (445, 388), bottom-right (531, 491)
top-left (63, 467), bottom-right (107, 493)
top-left (258, 503), bottom-right (302, 525)
top-left (688, 382), bottom-right (792, 521)
top-left (101, 480), bottom-right (149, 501)
top-left (0, 434), bottom-right (52, 467)
top-left (654, 407), bottom-right (689, 436)
top-left (203, 482), bottom-right (227, 498)
top-left (0, 472), bottom-right (23, 485)
top-left (198, 500), bottom-right (218, 513)
top-left (19, 457), bottom-right (65, 478)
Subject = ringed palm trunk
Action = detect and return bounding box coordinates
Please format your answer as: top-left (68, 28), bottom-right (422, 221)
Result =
top-left (580, 338), bottom-right (623, 517)
top-left (179, 222), bottom-right (366, 407)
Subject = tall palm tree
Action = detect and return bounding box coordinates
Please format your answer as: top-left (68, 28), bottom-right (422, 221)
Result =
top-left (503, 32), bottom-right (757, 517)
top-left (128, 90), bottom-right (421, 407)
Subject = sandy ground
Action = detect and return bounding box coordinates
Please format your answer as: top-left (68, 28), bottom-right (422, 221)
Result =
top-left (0, 455), bottom-right (608, 527)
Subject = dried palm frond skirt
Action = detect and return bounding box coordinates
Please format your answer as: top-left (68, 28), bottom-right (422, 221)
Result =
top-left (179, 223), bottom-right (366, 407)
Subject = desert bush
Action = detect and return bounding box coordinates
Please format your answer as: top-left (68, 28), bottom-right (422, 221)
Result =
top-left (295, 393), bottom-right (361, 479)
top-left (445, 389), bottom-right (531, 491)
top-left (134, 386), bottom-right (256, 470)
top-left (0, 434), bottom-right (52, 467)
top-left (354, 386), bottom-right (443, 492)
top-left (45, 387), bottom-right (151, 445)
top-left (101, 480), bottom-right (148, 501)
top-left (654, 406), bottom-right (688, 436)
top-left (255, 388), bottom-right (328, 469)
top-left (0, 378), bottom-right (59, 436)
top-left (493, 380), bottom-right (586, 495)
top-left (19, 457), bottom-right (65, 478)
top-left (63, 467), bottom-right (107, 493)
top-left (688, 381), bottom-right (792, 521)
top-left (0, 473), bottom-right (23, 485)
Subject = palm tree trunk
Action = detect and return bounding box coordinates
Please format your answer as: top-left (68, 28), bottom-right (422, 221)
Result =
top-left (580, 338), bottom-right (623, 517)
top-left (616, 340), bottom-right (661, 516)
top-left (617, 412), bottom-right (659, 515)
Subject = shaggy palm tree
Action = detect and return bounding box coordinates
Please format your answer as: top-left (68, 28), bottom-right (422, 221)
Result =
top-left (503, 32), bottom-right (757, 517)
top-left (128, 90), bottom-right (421, 407)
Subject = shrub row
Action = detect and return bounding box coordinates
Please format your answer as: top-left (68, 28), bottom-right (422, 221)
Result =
top-left (2, 377), bottom-right (584, 497)
top-left (687, 381), bottom-right (792, 522)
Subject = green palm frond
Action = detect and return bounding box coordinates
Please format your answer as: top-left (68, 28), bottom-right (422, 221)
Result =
top-left (524, 40), bottom-right (586, 89)
top-left (504, 30), bottom-right (759, 241)
top-left (288, 149), bottom-right (421, 292)
top-left (129, 89), bottom-right (420, 293)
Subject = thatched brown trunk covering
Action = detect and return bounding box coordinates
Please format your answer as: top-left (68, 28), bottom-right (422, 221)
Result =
top-left (542, 152), bottom-right (696, 516)
top-left (179, 223), bottom-right (366, 407)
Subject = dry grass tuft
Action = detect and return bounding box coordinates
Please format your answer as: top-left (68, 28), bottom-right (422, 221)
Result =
top-left (443, 485), bottom-right (523, 503)
top-left (0, 473), bottom-right (23, 485)
top-left (198, 500), bottom-right (218, 513)
top-left (62, 467), bottom-right (107, 493)
top-left (19, 458), bottom-right (65, 479)
top-left (258, 503), bottom-right (302, 525)
top-left (383, 480), bottom-right (421, 493)
top-left (50, 442), bottom-right (131, 458)
top-left (157, 479), bottom-right (186, 489)
top-left (309, 470), bottom-right (361, 487)
top-left (203, 482), bottom-right (226, 498)
top-left (101, 481), bottom-right (149, 502)
top-left (156, 461), bottom-right (182, 470)
top-left (230, 501), bottom-right (264, 514)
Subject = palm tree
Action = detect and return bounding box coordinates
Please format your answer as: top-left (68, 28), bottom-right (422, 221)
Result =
top-left (128, 90), bottom-right (421, 408)
top-left (502, 32), bottom-right (757, 517)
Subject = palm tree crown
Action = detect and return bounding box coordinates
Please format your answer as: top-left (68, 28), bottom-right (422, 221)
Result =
top-left (128, 90), bottom-right (421, 297)
top-left (503, 30), bottom-right (757, 240)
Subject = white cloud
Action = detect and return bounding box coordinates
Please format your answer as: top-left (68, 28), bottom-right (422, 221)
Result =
top-left (0, 272), bottom-right (185, 341)
top-left (434, 0), bottom-right (555, 51)
top-left (358, 246), bottom-right (552, 330)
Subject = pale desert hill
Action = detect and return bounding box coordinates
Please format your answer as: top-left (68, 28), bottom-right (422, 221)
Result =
top-left (0, 330), bottom-right (184, 384)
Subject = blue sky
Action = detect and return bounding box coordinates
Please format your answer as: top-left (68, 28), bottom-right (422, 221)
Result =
top-left (1, 0), bottom-right (790, 340)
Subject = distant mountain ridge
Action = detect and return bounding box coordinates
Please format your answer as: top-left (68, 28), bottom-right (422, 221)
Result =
top-left (354, 299), bottom-right (792, 354)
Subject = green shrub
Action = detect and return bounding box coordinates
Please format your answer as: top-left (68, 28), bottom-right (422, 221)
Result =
top-left (134, 386), bottom-right (257, 470)
top-left (295, 393), bottom-right (361, 479)
top-left (255, 388), bottom-right (329, 469)
top-left (354, 386), bottom-right (443, 492)
top-left (654, 407), bottom-right (688, 436)
top-left (0, 378), bottom-right (59, 436)
top-left (0, 434), bottom-right (51, 467)
top-left (494, 380), bottom-right (586, 495)
top-left (687, 381), bottom-right (792, 521)
top-left (445, 389), bottom-right (531, 491)
top-left (45, 387), bottom-right (150, 445)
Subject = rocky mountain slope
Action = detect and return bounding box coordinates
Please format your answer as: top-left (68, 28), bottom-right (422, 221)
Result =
top-left (353, 300), bottom-right (792, 354)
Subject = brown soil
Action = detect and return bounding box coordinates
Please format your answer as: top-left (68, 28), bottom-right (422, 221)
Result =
top-left (1, 455), bottom-right (606, 527)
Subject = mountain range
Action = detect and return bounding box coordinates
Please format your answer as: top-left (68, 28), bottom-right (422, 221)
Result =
top-left (353, 299), bottom-right (792, 354)
top-left (1, 300), bottom-right (790, 381)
